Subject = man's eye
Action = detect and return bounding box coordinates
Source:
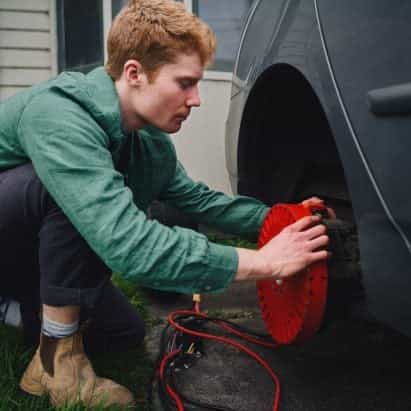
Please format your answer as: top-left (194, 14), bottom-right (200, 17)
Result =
top-left (179, 81), bottom-right (192, 90)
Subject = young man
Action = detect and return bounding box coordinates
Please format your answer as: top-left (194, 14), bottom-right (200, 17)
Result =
top-left (0, 0), bottom-right (330, 408)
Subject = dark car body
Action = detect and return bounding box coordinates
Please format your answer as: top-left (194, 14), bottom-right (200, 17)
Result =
top-left (226, 0), bottom-right (411, 336)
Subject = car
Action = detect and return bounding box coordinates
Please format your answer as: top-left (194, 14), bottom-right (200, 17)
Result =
top-left (225, 0), bottom-right (411, 337)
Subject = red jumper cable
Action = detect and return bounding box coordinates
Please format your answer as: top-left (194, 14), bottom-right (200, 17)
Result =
top-left (155, 203), bottom-right (329, 411)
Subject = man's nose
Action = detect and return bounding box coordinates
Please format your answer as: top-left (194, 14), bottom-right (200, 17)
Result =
top-left (187, 86), bottom-right (201, 107)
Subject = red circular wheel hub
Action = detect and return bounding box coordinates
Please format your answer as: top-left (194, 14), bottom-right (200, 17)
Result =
top-left (257, 203), bottom-right (328, 344)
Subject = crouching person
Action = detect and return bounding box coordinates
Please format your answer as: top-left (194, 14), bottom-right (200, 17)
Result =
top-left (0, 0), bottom-right (330, 408)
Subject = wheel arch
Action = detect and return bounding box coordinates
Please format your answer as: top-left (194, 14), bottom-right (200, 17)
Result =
top-left (237, 63), bottom-right (352, 218)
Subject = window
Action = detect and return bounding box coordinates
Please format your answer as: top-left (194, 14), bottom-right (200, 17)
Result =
top-left (193, 0), bottom-right (253, 72)
top-left (57, 0), bottom-right (254, 74)
top-left (57, 0), bottom-right (104, 73)
top-left (111, 0), bottom-right (253, 73)
top-left (112, 0), bottom-right (127, 19)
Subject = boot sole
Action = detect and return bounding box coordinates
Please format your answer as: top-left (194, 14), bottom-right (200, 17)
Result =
top-left (19, 374), bottom-right (47, 397)
top-left (17, 387), bottom-right (45, 399)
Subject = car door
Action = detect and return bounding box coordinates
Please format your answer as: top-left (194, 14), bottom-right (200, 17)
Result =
top-left (317, 0), bottom-right (411, 242)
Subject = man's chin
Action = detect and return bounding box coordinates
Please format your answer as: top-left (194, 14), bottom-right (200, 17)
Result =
top-left (146, 119), bottom-right (183, 134)
top-left (162, 123), bottom-right (183, 134)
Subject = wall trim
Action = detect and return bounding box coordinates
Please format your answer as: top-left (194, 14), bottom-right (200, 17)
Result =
top-left (203, 70), bottom-right (233, 82)
top-left (49, 0), bottom-right (57, 75)
top-left (183, 0), bottom-right (193, 12)
top-left (102, 0), bottom-right (112, 63)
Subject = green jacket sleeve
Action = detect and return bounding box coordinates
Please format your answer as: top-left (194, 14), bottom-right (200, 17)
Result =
top-left (17, 93), bottom-right (237, 294)
top-left (160, 161), bottom-right (270, 238)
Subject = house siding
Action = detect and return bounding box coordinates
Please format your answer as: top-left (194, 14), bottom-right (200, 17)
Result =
top-left (0, 0), bottom-right (55, 101)
top-left (0, 0), bottom-right (233, 194)
top-left (174, 74), bottom-right (233, 195)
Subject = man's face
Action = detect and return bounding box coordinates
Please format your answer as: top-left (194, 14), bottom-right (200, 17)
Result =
top-left (125, 53), bottom-right (204, 133)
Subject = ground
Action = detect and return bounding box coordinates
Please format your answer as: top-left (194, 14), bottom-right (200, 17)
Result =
top-left (2, 230), bottom-right (411, 410)
top-left (145, 282), bottom-right (411, 411)
top-left (0, 276), bottom-right (153, 411)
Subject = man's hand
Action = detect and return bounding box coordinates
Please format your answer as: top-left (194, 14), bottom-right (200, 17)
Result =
top-left (301, 196), bottom-right (336, 219)
top-left (235, 215), bottom-right (330, 282)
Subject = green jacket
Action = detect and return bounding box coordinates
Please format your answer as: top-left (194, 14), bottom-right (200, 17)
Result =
top-left (0, 67), bottom-right (269, 294)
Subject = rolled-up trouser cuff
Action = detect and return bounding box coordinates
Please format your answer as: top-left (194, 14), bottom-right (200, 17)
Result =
top-left (41, 276), bottom-right (110, 309)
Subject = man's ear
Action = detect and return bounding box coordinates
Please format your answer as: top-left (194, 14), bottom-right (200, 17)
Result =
top-left (123, 59), bottom-right (146, 87)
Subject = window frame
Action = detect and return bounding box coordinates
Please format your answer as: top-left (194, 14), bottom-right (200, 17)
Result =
top-left (101, 0), bottom-right (238, 81)
top-left (56, 0), bottom-right (247, 79)
top-left (56, 0), bottom-right (105, 73)
top-left (184, 0), bottom-right (235, 79)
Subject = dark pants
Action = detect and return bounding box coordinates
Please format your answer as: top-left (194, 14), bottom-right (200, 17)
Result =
top-left (0, 163), bottom-right (145, 353)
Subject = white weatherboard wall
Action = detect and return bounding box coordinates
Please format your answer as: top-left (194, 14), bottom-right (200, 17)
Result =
top-left (172, 73), bottom-right (233, 195)
top-left (0, 0), bottom-right (56, 101)
top-left (0, 0), bottom-right (233, 195)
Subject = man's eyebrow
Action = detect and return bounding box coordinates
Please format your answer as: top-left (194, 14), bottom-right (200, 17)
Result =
top-left (177, 75), bottom-right (202, 82)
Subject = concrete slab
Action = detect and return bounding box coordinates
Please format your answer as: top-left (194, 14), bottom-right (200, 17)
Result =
top-left (143, 219), bottom-right (409, 410)
top-left (143, 281), bottom-right (261, 319)
top-left (144, 281), bottom-right (411, 411)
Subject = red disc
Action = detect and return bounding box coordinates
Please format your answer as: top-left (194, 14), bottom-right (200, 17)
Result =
top-left (257, 204), bottom-right (328, 344)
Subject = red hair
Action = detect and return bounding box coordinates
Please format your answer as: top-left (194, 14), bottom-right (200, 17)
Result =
top-left (106, 0), bottom-right (217, 80)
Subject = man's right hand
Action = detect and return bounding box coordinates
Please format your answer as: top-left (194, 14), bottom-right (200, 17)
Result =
top-left (235, 215), bottom-right (330, 282)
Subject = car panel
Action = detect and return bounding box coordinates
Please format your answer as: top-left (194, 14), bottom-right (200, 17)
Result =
top-left (235, 0), bottom-right (289, 85)
top-left (318, 0), bottom-right (411, 243)
top-left (226, 0), bottom-right (411, 336)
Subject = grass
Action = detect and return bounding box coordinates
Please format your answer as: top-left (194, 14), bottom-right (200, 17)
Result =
top-left (0, 331), bottom-right (153, 411)
top-left (205, 233), bottom-right (257, 250)
top-left (0, 235), bottom-right (256, 411)
top-left (0, 275), bottom-right (154, 411)
top-left (0, 324), bottom-right (152, 410)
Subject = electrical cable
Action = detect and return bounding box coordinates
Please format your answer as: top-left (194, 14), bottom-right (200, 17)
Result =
top-left (168, 310), bottom-right (281, 410)
top-left (149, 203), bottom-right (329, 410)
top-left (159, 349), bottom-right (185, 411)
top-left (150, 299), bottom-right (282, 411)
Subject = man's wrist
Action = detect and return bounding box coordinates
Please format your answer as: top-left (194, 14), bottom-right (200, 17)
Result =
top-left (234, 248), bottom-right (270, 281)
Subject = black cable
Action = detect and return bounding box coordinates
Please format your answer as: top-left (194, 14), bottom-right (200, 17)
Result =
top-left (147, 323), bottom-right (175, 408)
top-left (206, 317), bottom-right (272, 339)
top-left (171, 313), bottom-right (273, 341)
top-left (157, 319), bottom-right (237, 411)
top-left (159, 366), bottom-right (176, 411)
top-left (149, 308), bottom-right (275, 411)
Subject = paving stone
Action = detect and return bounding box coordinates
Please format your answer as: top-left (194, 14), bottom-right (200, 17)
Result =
top-left (144, 279), bottom-right (411, 411)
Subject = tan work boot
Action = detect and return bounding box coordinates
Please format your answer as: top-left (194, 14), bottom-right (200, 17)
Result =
top-left (20, 331), bottom-right (135, 409)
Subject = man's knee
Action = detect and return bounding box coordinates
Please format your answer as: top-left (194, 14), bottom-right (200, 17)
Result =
top-left (110, 308), bottom-right (146, 350)
top-left (82, 282), bottom-right (147, 354)
top-left (84, 316), bottom-right (146, 355)
top-left (127, 310), bottom-right (146, 345)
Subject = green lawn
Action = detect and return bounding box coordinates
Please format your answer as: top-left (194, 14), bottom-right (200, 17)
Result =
top-left (0, 236), bottom-right (256, 410)
top-left (0, 275), bottom-right (154, 411)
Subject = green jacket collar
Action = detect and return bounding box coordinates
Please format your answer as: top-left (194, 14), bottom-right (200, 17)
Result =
top-left (54, 67), bottom-right (171, 145)
top-left (55, 67), bottom-right (125, 143)
top-left (85, 67), bottom-right (124, 142)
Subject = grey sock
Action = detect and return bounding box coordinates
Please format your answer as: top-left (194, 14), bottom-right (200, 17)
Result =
top-left (0, 297), bottom-right (22, 328)
top-left (42, 314), bottom-right (79, 338)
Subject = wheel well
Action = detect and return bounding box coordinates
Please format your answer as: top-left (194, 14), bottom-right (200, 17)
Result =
top-left (238, 63), bottom-right (351, 215)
